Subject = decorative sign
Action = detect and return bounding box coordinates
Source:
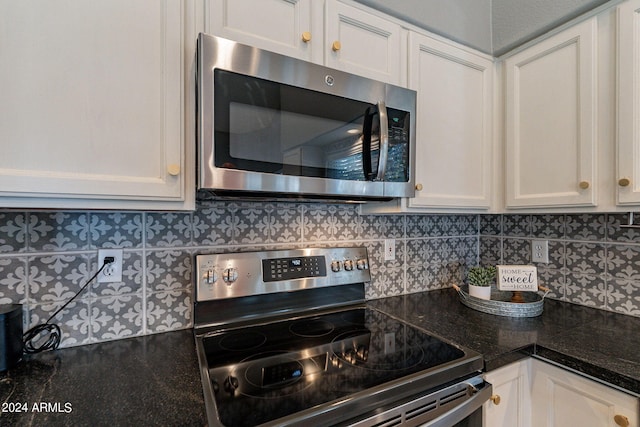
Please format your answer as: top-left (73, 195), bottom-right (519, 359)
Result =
top-left (497, 265), bottom-right (538, 291)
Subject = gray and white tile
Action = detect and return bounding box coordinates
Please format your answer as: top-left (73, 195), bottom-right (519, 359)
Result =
top-left (145, 212), bottom-right (193, 247)
top-left (565, 214), bottom-right (606, 241)
top-left (28, 212), bottom-right (90, 251)
top-left (146, 289), bottom-right (192, 333)
top-left (89, 212), bottom-right (144, 249)
top-left (0, 257), bottom-right (27, 304)
top-left (145, 249), bottom-right (192, 293)
top-left (0, 212), bottom-right (27, 253)
top-left (90, 295), bottom-right (143, 342)
top-left (530, 214), bottom-right (565, 239)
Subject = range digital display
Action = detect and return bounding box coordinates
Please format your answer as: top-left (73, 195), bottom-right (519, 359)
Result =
top-left (262, 256), bottom-right (327, 282)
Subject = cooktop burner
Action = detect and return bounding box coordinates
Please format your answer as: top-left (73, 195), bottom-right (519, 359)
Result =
top-left (200, 307), bottom-right (465, 427)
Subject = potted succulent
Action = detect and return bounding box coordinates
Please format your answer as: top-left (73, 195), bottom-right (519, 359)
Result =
top-left (467, 266), bottom-right (496, 300)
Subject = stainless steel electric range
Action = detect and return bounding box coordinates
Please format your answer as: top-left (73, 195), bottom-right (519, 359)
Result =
top-left (193, 247), bottom-right (491, 427)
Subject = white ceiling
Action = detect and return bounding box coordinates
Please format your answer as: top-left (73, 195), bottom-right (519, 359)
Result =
top-left (354, 0), bottom-right (610, 56)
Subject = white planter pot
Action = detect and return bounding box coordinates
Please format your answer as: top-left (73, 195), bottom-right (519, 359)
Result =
top-left (468, 284), bottom-right (491, 300)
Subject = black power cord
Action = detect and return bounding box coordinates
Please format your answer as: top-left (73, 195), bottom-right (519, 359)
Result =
top-left (22, 257), bottom-right (115, 354)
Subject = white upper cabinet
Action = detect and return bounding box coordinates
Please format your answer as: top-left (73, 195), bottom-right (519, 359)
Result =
top-left (207, 0), bottom-right (404, 85)
top-left (0, 0), bottom-right (193, 209)
top-left (617, 0), bottom-right (640, 205)
top-left (207, 0), bottom-right (318, 62)
top-left (325, 1), bottom-right (403, 85)
top-left (504, 17), bottom-right (598, 209)
top-left (408, 33), bottom-right (493, 211)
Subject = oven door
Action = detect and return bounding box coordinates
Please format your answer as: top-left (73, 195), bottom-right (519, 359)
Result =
top-left (343, 375), bottom-right (492, 427)
top-left (197, 33), bottom-right (416, 200)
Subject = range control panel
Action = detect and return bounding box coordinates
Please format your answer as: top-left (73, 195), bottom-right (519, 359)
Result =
top-left (195, 247), bottom-right (370, 302)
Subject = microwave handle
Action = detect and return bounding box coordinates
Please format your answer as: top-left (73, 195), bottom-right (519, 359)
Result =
top-left (362, 107), bottom-right (374, 180)
top-left (375, 101), bottom-right (389, 181)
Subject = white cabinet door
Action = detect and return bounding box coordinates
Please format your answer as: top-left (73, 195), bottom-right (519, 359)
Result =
top-left (504, 17), bottom-right (598, 209)
top-left (617, 0), bottom-right (640, 205)
top-left (531, 359), bottom-right (639, 427)
top-left (0, 0), bottom-right (190, 209)
top-left (408, 33), bottom-right (493, 210)
top-left (207, 0), bottom-right (318, 62)
top-left (483, 359), bottom-right (531, 427)
top-left (325, 0), bottom-right (403, 85)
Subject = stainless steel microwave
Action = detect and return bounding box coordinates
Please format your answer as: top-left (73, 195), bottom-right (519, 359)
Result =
top-left (197, 33), bottom-right (416, 201)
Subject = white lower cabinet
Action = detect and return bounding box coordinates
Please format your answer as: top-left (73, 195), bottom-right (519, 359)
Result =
top-left (483, 358), bottom-right (639, 427)
top-left (483, 359), bottom-right (531, 427)
top-left (530, 359), bottom-right (638, 427)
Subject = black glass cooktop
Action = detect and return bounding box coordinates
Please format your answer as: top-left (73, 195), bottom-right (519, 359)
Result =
top-left (200, 307), bottom-right (466, 427)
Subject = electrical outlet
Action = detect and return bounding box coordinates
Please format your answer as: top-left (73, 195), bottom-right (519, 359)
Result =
top-left (531, 240), bottom-right (549, 263)
top-left (97, 249), bottom-right (123, 283)
top-left (384, 332), bottom-right (395, 354)
top-left (384, 239), bottom-right (395, 261)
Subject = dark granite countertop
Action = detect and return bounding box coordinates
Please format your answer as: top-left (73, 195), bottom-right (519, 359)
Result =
top-left (369, 289), bottom-right (640, 395)
top-left (2, 289), bottom-right (639, 426)
top-left (0, 330), bottom-right (206, 427)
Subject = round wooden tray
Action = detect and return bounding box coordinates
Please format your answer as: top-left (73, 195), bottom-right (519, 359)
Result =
top-left (452, 284), bottom-right (550, 317)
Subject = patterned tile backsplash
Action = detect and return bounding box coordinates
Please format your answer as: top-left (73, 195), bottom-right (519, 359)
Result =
top-left (0, 202), bottom-right (478, 348)
top-left (481, 213), bottom-right (640, 317)
top-left (3, 206), bottom-right (639, 349)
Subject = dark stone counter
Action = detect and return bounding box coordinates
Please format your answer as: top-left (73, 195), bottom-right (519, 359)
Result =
top-left (369, 289), bottom-right (640, 395)
top-left (2, 289), bottom-right (639, 426)
top-left (0, 330), bottom-right (206, 427)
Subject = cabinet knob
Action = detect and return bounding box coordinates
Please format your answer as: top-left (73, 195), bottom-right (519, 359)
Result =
top-left (579, 181), bottom-right (590, 190)
top-left (619, 177), bottom-right (631, 187)
top-left (614, 414), bottom-right (629, 427)
top-left (415, 183), bottom-right (423, 191)
top-left (167, 164), bottom-right (181, 176)
top-left (301, 31), bottom-right (311, 43)
top-left (332, 40), bottom-right (341, 51)
top-left (490, 395), bottom-right (501, 405)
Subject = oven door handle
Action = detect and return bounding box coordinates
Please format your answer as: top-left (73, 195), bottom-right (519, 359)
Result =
top-left (423, 380), bottom-right (493, 427)
top-left (375, 101), bottom-right (389, 181)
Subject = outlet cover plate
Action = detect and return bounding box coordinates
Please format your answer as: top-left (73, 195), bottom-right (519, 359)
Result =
top-left (531, 240), bottom-right (549, 263)
top-left (97, 249), bottom-right (123, 283)
top-left (384, 239), bottom-right (396, 261)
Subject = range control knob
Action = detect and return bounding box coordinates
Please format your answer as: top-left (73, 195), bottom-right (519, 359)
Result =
top-left (356, 345), bottom-right (369, 361)
top-left (223, 376), bottom-right (239, 395)
top-left (343, 350), bottom-right (356, 364)
top-left (330, 260), bottom-right (342, 272)
top-left (343, 259), bottom-right (354, 271)
top-left (330, 354), bottom-right (342, 369)
top-left (204, 269), bottom-right (217, 284)
top-left (223, 268), bottom-right (238, 284)
top-left (356, 259), bottom-right (369, 270)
